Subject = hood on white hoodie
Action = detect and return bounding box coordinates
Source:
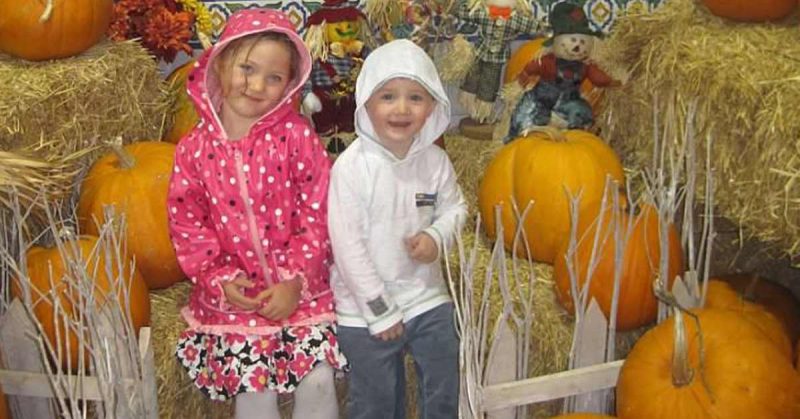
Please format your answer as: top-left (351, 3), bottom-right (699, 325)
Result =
top-left (354, 39), bottom-right (451, 159)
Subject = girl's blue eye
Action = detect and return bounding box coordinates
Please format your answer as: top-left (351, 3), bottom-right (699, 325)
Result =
top-left (239, 64), bottom-right (253, 74)
top-left (267, 74), bottom-right (283, 82)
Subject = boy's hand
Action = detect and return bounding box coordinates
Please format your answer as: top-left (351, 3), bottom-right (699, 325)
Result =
top-left (405, 232), bottom-right (438, 264)
top-left (375, 321), bottom-right (404, 341)
top-left (222, 276), bottom-right (262, 310)
top-left (257, 278), bottom-right (302, 321)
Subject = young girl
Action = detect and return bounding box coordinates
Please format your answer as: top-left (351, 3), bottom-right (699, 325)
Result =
top-left (167, 9), bottom-right (347, 419)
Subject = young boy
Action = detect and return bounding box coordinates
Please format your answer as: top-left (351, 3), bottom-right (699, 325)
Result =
top-left (328, 39), bottom-right (467, 419)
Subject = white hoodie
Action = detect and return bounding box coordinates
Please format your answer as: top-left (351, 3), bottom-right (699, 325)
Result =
top-left (328, 40), bottom-right (467, 335)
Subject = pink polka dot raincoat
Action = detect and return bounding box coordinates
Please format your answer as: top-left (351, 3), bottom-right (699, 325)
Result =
top-left (167, 9), bottom-right (336, 337)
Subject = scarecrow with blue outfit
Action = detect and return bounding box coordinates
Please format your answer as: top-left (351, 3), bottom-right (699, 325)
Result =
top-left (507, 2), bottom-right (620, 141)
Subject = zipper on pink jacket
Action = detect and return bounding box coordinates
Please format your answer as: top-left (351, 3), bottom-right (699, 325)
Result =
top-left (234, 149), bottom-right (275, 287)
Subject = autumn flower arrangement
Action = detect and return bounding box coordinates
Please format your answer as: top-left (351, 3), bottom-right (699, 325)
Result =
top-left (108, 0), bottom-right (213, 62)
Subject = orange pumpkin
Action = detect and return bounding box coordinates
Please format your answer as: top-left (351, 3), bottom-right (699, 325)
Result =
top-left (11, 234), bottom-right (151, 370)
top-left (504, 38), bottom-right (603, 113)
top-left (78, 140), bottom-right (183, 289)
top-left (553, 204), bottom-right (683, 330)
top-left (617, 308), bottom-right (800, 419)
top-left (163, 60), bottom-right (200, 144)
top-left (550, 414), bottom-right (616, 418)
top-left (702, 0), bottom-right (796, 22)
top-left (705, 279), bottom-right (793, 360)
top-left (0, 0), bottom-right (112, 61)
top-left (711, 273), bottom-right (800, 344)
top-left (478, 128), bottom-right (624, 263)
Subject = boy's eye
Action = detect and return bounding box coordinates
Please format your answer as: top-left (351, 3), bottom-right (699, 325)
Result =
top-left (379, 93), bottom-right (394, 101)
top-left (410, 94), bottom-right (426, 102)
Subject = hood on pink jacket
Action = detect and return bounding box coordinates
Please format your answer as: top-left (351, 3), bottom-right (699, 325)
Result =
top-left (186, 9), bottom-right (312, 138)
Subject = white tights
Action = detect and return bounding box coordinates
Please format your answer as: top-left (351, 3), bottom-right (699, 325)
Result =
top-left (234, 363), bottom-right (338, 419)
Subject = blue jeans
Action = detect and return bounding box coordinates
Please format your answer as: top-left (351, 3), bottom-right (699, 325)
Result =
top-left (338, 303), bottom-right (459, 419)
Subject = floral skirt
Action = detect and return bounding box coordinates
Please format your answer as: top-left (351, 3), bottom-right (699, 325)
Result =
top-left (175, 323), bottom-right (348, 401)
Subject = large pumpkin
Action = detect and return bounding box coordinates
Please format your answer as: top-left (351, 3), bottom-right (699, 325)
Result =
top-left (617, 308), bottom-right (800, 419)
top-left (478, 128), bottom-right (624, 263)
top-left (705, 279), bottom-right (793, 360)
top-left (11, 234), bottom-right (151, 370)
top-left (553, 204), bottom-right (683, 330)
top-left (702, 0), bottom-right (796, 22)
top-left (550, 414), bottom-right (616, 418)
top-left (711, 273), bottom-right (800, 344)
top-left (78, 140), bottom-right (183, 289)
top-left (163, 60), bottom-right (200, 144)
top-left (0, 0), bottom-right (112, 61)
top-left (504, 38), bottom-right (603, 112)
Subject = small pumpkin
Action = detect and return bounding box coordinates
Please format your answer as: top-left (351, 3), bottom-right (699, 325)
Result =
top-left (553, 204), bottom-right (683, 330)
top-left (163, 60), bottom-right (200, 144)
top-left (702, 0), bottom-right (796, 22)
top-left (550, 414), bottom-right (616, 418)
top-left (617, 308), bottom-right (800, 419)
top-left (78, 140), bottom-right (183, 289)
top-left (711, 273), bottom-right (800, 343)
top-left (504, 38), bottom-right (603, 112)
top-left (477, 128), bottom-right (624, 263)
top-left (11, 234), bottom-right (151, 370)
top-left (0, 0), bottom-right (112, 61)
top-left (705, 279), bottom-right (793, 360)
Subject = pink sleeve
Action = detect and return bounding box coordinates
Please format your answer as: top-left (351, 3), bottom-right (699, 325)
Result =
top-left (167, 142), bottom-right (244, 305)
top-left (277, 123), bottom-right (332, 299)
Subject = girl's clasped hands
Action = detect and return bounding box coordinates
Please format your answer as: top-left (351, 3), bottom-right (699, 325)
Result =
top-left (222, 276), bottom-right (302, 320)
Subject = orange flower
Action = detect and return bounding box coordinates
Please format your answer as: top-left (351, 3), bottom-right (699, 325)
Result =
top-left (107, 0), bottom-right (197, 62)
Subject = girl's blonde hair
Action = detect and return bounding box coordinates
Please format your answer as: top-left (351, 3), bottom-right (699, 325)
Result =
top-left (214, 32), bottom-right (301, 94)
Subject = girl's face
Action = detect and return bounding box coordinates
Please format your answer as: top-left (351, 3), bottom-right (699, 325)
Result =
top-left (219, 39), bottom-right (294, 125)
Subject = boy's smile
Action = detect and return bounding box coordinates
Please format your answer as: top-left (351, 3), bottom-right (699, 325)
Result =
top-left (365, 77), bottom-right (436, 159)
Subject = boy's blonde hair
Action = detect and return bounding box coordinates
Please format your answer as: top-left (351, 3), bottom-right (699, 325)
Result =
top-left (213, 32), bottom-right (300, 95)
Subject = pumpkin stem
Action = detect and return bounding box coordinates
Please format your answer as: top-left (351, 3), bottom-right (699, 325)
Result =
top-left (655, 285), bottom-right (716, 398)
top-left (39, 0), bottom-right (54, 23)
top-left (106, 137), bottom-right (136, 169)
top-left (525, 126), bottom-right (568, 142)
top-left (671, 308), bottom-right (694, 387)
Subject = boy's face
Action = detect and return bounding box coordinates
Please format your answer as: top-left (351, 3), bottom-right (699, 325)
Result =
top-left (365, 78), bottom-right (436, 155)
top-left (219, 39), bottom-right (293, 123)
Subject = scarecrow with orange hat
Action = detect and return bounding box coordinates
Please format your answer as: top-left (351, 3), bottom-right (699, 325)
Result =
top-left (302, 0), bottom-right (371, 154)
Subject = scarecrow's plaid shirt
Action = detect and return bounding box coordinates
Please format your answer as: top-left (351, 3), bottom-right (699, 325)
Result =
top-left (302, 53), bottom-right (364, 99)
top-left (457, 3), bottom-right (543, 63)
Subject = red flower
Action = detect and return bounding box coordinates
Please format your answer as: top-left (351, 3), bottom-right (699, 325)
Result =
top-left (252, 337), bottom-right (278, 357)
top-left (196, 368), bottom-right (213, 387)
top-left (181, 344), bottom-right (199, 362)
top-left (291, 326), bottom-right (311, 341)
top-left (275, 358), bottom-right (289, 384)
top-left (248, 366), bottom-right (270, 391)
top-left (289, 352), bottom-right (315, 376)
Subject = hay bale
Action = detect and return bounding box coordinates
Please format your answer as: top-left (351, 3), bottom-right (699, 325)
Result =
top-left (0, 40), bottom-right (171, 155)
top-left (0, 40), bottom-right (171, 238)
top-left (597, 0), bottom-right (800, 256)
